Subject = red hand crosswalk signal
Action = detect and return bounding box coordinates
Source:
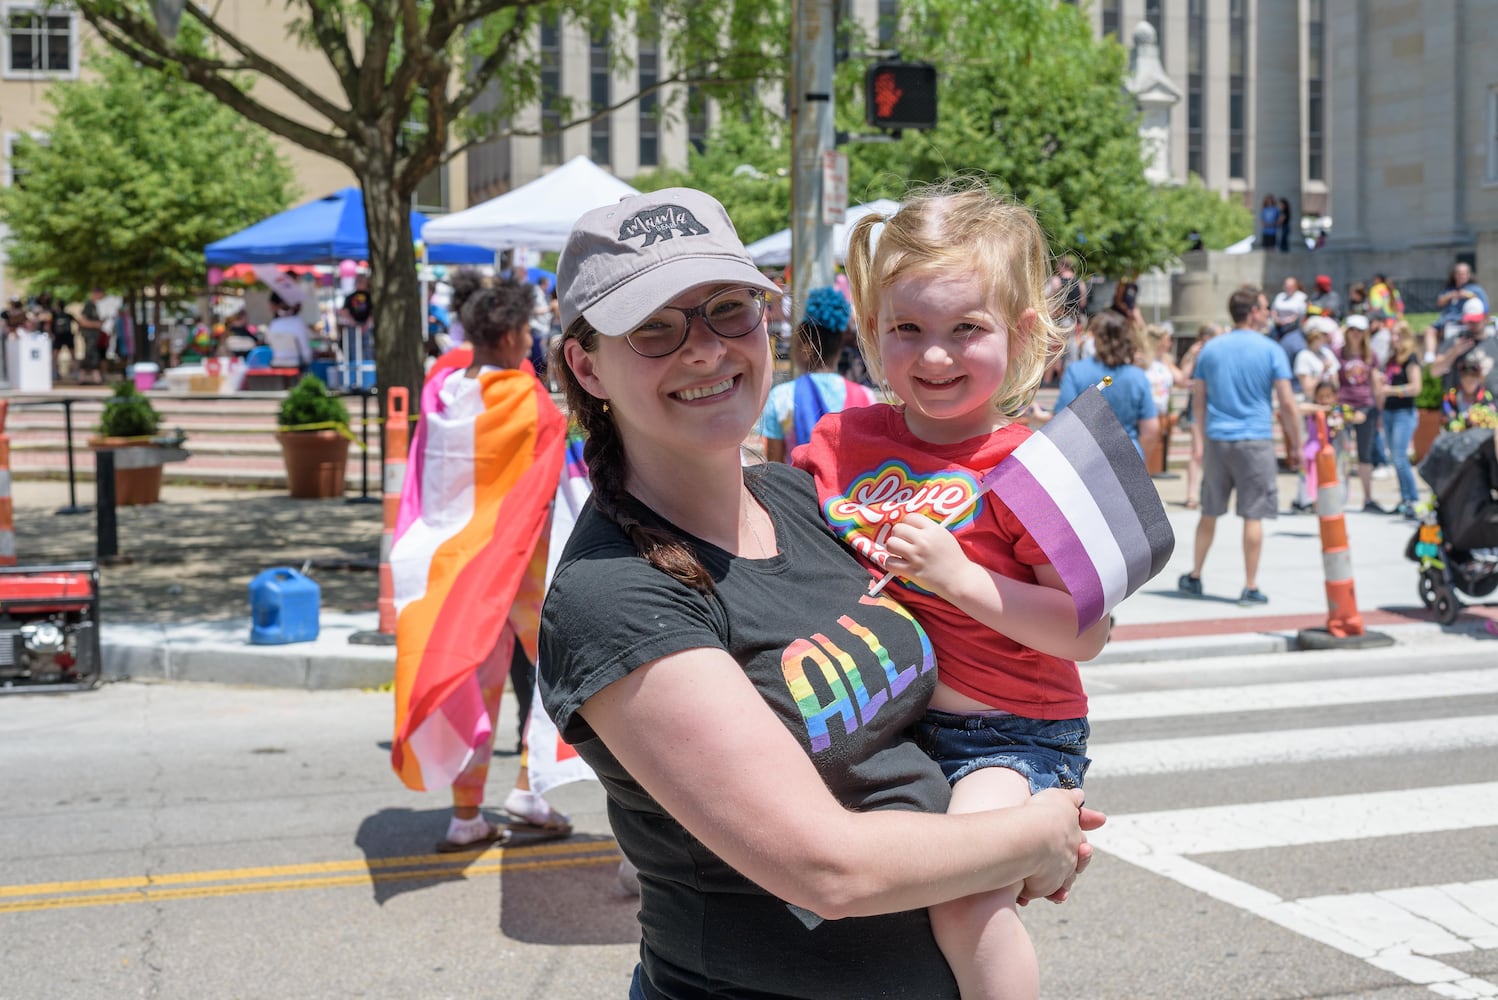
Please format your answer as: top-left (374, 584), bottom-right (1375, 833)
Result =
top-left (864, 62), bottom-right (937, 131)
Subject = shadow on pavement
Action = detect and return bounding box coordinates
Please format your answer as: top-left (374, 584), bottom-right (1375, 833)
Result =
top-left (14, 493), bottom-right (381, 623)
top-left (354, 808), bottom-right (639, 945)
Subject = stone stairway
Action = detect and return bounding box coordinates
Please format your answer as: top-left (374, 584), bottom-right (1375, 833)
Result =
top-left (2, 386), bottom-right (387, 492)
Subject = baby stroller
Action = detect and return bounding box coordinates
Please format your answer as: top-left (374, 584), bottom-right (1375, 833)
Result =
top-left (1406, 427), bottom-right (1498, 623)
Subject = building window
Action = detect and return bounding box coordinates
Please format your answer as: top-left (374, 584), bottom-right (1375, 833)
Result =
top-left (1187, 0), bottom-right (1204, 177)
top-left (1145, 0), bottom-right (1163, 58)
top-left (1101, 0), bottom-right (1120, 38)
top-left (686, 86), bottom-right (708, 155)
top-left (590, 27), bottom-right (611, 166)
top-left (638, 32), bottom-right (659, 168)
top-left (4, 131), bottom-right (45, 187)
top-left (1228, 0), bottom-right (1246, 179)
top-left (1306, 0), bottom-right (1325, 181)
top-left (539, 14), bottom-right (562, 167)
top-left (3, 3), bottom-right (76, 79)
top-left (877, 0), bottom-right (898, 47)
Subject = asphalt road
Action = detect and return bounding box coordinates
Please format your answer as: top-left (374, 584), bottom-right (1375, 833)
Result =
top-left (4, 630), bottom-right (1497, 999)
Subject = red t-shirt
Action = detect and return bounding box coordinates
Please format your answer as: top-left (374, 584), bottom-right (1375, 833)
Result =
top-left (794, 404), bottom-right (1086, 720)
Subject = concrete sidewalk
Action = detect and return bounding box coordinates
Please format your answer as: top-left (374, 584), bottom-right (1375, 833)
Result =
top-left (9, 468), bottom-right (1496, 693)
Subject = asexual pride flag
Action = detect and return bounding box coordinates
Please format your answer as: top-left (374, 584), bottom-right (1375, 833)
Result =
top-left (982, 386), bottom-right (1174, 634)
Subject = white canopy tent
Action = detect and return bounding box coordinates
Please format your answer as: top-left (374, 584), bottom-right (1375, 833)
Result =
top-left (743, 199), bottom-right (902, 268)
top-left (420, 156), bottom-right (640, 251)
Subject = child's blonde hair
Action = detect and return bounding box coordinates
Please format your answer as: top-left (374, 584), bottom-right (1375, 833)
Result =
top-left (844, 182), bottom-right (1064, 418)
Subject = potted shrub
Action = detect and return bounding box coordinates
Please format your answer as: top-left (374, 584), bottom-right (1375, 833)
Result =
top-left (1411, 364), bottom-right (1445, 464)
top-left (276, 375), bottom-right (351, 498)
top-left (88, 381), bottom-right (184, 505)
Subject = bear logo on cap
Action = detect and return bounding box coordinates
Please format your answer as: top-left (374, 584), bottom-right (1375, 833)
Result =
top-left (618, 204), bottom-right (710, 247)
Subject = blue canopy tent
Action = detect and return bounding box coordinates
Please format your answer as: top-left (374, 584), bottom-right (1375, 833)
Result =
top-left (205, 188), bottom-right (493, 388)
top-left (204, 187), bottom-right (493, 266)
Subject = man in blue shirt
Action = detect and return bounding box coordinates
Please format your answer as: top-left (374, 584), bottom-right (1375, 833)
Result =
top-left (1179, 286), bottom-right (1303, 605)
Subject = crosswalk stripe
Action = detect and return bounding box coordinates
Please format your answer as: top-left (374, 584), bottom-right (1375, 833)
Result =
top-left (1090, 714), bottom-right (1498, 777)
top-left (1092, 786), bottom-right (1498, 999)
top-left (1091, 782), bottom-right (1498, 854)
top-left (1088, 667), bottom-right (1498, 722)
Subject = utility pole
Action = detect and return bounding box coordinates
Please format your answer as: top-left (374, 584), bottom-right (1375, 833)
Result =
top-left (789, 0), bottom-right (836, 325)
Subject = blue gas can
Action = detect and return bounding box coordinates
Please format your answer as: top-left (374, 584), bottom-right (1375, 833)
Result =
top-left (248, 567), bottom-right (321, 644)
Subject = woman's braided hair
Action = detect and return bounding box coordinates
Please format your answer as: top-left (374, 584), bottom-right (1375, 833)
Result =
top-left (551, 319), bottom-right (715, 593)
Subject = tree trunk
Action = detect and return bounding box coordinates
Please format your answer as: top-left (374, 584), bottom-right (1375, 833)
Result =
top-left (359, 167), bottom-right (424, 422)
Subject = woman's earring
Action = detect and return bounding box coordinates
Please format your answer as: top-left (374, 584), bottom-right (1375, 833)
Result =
top-left (602, 401), bottom-right (610, 413)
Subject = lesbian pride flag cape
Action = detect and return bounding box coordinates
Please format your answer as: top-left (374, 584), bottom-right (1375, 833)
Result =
top-left (982, 386), bottom-right (1175, 634)
top-left (390, 365), bottom-right (566, 791)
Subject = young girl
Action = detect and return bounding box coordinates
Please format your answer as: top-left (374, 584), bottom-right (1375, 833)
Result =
top-left (796, 187), bottom-right (1111, 1000)
top-left (1337, 316), bottom-right (1388, 512)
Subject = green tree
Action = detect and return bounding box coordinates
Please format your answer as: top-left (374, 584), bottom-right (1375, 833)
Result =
top-left (0, 41), bottom-right (293, 338)
top-left (669, 0), bottom-right (1248, 279)
top-left (74, 0), bottom-right (785, 408)
top-left (632, 116), bottom-right (791, 244)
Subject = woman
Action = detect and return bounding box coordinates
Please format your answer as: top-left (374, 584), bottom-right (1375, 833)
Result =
top-left (757, 286), bottom-right (873, 463)
top-left (264, 293), bottom-right (313, 373)
top-left (1056, 310), bottom-right (1158, 457)
top-left (540, 188), bottom-right (1099, 999)
top-left (390, 277), bottom-right (572, 850)
top-left (1378, 322), bottom-right (1423, 520)
top-left (1337, 315), bottom-right (1388, 513)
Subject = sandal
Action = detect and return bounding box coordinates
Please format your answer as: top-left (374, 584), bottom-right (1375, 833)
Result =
top-left (435, 819), bottom-right (511, 853)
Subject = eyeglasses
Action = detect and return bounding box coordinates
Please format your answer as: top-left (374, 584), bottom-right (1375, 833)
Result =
top-left (625, 287), bottom-right (767, 358)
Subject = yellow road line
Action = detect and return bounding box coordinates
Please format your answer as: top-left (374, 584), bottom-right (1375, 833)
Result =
top-left (0, 840), bottom-right (622, 913)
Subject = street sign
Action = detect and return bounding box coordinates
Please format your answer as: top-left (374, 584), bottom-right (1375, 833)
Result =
top-left (822, 150), bottom-right (848, 225)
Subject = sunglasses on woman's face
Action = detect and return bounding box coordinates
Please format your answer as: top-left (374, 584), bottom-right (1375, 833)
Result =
top-left (625, 288), bottom-right (767, 358)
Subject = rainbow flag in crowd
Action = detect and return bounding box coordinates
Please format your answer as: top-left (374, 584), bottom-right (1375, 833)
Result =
top-left (389, 365), bottom-right (566, 791)
top-left (983, 386), bottom-right (1174, 634)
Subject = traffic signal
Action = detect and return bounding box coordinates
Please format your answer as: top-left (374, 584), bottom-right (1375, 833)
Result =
top-left (864, 62), bottom-right (937, 131)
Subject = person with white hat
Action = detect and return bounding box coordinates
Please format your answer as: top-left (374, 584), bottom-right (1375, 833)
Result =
top-left (539, 187), bottom-right (1099, 1000)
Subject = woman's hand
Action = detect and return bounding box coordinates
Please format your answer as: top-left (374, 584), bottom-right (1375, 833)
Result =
top-left (1015, 788), bottom-right (1107, 905)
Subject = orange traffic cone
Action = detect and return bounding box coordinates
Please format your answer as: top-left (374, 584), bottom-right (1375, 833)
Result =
top-left (1298, 411), bottom-right (1392, 649)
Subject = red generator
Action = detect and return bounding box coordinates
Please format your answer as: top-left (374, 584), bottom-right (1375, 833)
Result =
top-left (0, 562), bottom-right (101, 692)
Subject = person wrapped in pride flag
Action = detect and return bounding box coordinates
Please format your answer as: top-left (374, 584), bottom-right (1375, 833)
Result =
top-left (797, 184), bottom-right (1172, 1000)
top-left (389, 276), bottom-right (575, 851)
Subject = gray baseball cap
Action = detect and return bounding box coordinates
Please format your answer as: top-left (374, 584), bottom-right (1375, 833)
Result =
top-left (557, 187), bottom-right (778, 337)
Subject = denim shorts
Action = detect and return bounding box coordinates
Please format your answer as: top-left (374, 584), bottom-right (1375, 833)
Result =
top-left (914, 709), bottom-right (1091, 793)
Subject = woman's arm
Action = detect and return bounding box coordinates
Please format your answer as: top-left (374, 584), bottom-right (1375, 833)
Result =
top-left (579, 649), bottom-right (1100, 919)
top-left (1136, 415), bottom-right (1161, 451)
top-left (1405, 361), bottom-right (1423, 399)
top-left (881, 517), bottom-right (1111, 661)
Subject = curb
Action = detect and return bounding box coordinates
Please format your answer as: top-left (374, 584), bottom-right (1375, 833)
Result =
top-left (91, 615), bottom-right (1494, 692)
top-left (102, 613), bottom-right (394, 690)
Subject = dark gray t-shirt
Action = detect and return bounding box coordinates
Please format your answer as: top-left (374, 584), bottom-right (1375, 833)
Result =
top-left (540, 462), bottom-right (956, 999)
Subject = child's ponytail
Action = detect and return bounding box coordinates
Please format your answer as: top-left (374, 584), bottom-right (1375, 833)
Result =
top-left (844, 213), bottom-right (887, 385)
